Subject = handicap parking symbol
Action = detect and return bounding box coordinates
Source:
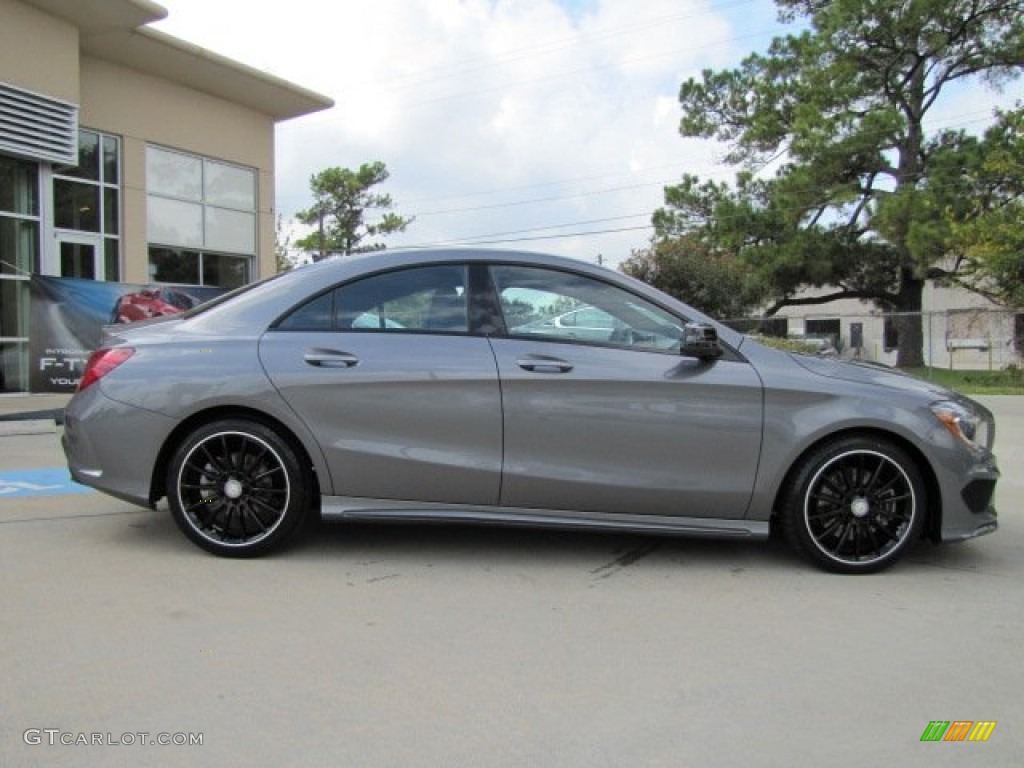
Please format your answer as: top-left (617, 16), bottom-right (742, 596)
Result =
top-left (0, 468), bottom-right (94, 497)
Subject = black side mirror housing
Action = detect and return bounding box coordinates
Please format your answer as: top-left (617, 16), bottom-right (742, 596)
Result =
top-left (680, 323), bottom-right (724, 361)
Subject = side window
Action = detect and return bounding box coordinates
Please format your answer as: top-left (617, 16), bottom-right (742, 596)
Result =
top-left (338, 265), bottom-right (468, 333)
top-left (274, 265), bottom-right (470, 333)
top-left (491, 265), bottom-right (682, 351)
top-left (277, 291), bottom-right (333, 331)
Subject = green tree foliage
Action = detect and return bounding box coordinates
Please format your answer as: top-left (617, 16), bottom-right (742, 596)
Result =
top-left (948, 109), bottom-right (1024, 305)
top-left (499, 298), bottom-right (537, 328)
top-left (621, 235), bottom-right (768, 319)
top-left (662, 0), bottom-right (1023, 366)
top-left (295, 161), bottom-right (413, 260)
top-left (274, 214), bottom-right (295, 273)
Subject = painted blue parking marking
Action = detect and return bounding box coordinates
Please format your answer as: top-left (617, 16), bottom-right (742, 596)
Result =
top-left (0, 468), bottom-right (94, 497)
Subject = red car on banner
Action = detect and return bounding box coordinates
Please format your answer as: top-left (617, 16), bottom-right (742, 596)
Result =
top-left (29, 276), bottom-right (225, 393)
top-left (110, 287), bottom-right (200, 324)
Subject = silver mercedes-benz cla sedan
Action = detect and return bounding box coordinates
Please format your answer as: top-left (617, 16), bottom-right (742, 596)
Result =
top-left (62, 249), bottom-right (999, 572)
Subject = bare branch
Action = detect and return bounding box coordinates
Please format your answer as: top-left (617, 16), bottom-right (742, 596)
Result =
top-left (763, 289), bottom-right (898, 316)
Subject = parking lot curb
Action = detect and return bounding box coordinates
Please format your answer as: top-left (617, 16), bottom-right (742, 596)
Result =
top-left (0, 418), bottom-right (58, 436)
top-left (0, 409), bottom-right (65, 426)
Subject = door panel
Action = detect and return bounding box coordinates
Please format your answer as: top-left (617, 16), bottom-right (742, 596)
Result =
top-left (491, 338), bottom-right (763, 518)
top-left (259, 332), bottom-right (502, 505)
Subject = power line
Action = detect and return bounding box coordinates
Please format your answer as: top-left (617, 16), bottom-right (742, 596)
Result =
top-left (423, 213), bottom-right (652, 243)
top-left (373, 0), bottom-right (762, 92)
top-left (398, 108), bottom-right (1009, 219)
top-left (398, 24), bottom-right (784, 111)
top-left (398, 161), bottom-right (687, 206)
top-left (400, 224), bottom-right (654, 250)
top-left (413, 181), bottom-right (667, 216)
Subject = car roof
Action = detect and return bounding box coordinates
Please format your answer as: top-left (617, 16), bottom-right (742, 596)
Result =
top-left (182, 248), bottom-right (740, 346)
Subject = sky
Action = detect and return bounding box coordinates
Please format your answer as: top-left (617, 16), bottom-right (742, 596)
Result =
top-left (152, 0), bottom-right (1023, 268)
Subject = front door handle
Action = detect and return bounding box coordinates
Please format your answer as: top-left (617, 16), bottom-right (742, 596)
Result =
top-left (516, 355), bottom-right (573, 373)
top-left (304, 349), bottom-right (359, 368)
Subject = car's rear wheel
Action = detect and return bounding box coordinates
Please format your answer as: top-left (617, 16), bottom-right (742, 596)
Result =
top-left (780, 436), bottom-right (926, 573)
top-left (167, 419), bottom-right (308, 557)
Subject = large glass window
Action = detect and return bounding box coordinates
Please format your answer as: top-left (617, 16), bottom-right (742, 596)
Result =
top-left (54, 180), bottom-right (100, 231)
top-left (149, 246), bottom-right (200, 285)
top-left (146, 146), bottom-right (256, 287)
top-left (0, 154), bottom-right (38, 392)
top-left (148, 197), bottom-right (203, 247)
top-left (491, 265), bottom-right (683, 352)
top-left (0, 155), bottom-right (39, 217)
top-left (146, 148), bottom-right (201, 200)
top-left (149, 247), bottom-right (249, 290)
top-left (53, 131), bottom-right (100, 181)
top-left (202, 252), bottom-right (249, 289)
top-left (0, 276), bottom-right (29, 337)
top-left (51, 129), bottom-right (121, 280)
top-left (204, 161), bottom-right (256, 210)
top-left (0, 216), bottom-right (38, 276)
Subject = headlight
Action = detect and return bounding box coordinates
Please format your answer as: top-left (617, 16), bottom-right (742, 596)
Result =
top-left (931, 401), bottom-right (991, 452)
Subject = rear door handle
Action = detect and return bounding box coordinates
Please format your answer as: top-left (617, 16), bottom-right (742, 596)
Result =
top-left (304, 349), bottom-right (359, 368)
top-left (516, 355), bottom-right (573, 374)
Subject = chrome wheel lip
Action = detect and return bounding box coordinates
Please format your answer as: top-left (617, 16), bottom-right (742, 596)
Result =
top-left (176, 430), bottom-right (292, 548)
top-left (803, 448), bottom-right (917, 567)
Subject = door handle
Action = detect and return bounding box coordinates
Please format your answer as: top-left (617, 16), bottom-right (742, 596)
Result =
top-left (516, 355), bottom-right (573, 373)
top-left (304, 349), bottom-right (359, 368)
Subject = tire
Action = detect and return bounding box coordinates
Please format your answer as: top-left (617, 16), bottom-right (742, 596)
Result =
top-left (166, 419), bottom-right (309, 557)
top-left (780, 436), bottom-right (926, 574)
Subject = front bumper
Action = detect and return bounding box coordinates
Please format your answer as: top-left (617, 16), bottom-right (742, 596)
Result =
top-left (937, 452), bottom-right (999, 542)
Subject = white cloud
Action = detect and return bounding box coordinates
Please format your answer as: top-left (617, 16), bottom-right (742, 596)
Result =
top-left (153, 0), bottom-right (1023, 268)
top-left (151, 0), bottom-right (745, 265)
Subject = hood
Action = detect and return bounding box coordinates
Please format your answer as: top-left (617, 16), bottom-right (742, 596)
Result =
top-left (788, 353), bottom-right (954, 398)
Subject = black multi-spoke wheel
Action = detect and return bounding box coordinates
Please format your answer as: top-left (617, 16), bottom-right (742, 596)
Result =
top-left (781, 436), bottom-right (926, 573)
top-left (167, 420), bottom-right (308, 557)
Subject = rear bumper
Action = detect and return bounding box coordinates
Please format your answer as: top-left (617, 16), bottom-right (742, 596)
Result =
top-left (62, 386), bottom-right (176, 508)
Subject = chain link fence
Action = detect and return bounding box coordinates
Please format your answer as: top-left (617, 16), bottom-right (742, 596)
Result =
top-left (724, 308), bottom-right (1024, 371)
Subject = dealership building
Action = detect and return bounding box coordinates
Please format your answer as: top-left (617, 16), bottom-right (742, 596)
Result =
top-left (0, 0), bottom-right (332, 392)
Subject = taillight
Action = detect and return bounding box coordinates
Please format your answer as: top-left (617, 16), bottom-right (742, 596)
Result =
top-left (78, 347), bottom-right (135, 391)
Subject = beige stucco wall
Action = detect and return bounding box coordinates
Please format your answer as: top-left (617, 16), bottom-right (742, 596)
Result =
top-left (0, 0), bottom-right (79, 103)
top-left (80, 56), bottom-right (276, 282)
top-left (770, 278), bottom-right (1018, 369)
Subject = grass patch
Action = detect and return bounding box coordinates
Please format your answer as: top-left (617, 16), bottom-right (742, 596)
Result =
top-left (902, 366), bottom-right (1024, 396)
top-left (752, 336), bottom-right (1023, 394)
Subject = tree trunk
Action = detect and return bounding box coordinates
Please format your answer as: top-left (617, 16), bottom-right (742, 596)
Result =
top-left (894, 268), bottom-right (925, 368)
top-left (890, 58), bottom-right (928, 370)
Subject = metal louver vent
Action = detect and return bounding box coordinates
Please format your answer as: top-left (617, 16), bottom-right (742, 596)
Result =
top-left (0, 82), bottom-right (78, 164)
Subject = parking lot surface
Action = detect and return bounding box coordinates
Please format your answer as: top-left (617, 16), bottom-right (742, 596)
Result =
top-left (1, 397), bottom-right (1022, 767)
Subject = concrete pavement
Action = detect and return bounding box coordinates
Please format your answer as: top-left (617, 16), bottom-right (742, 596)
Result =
top-left (0, 397), bottom-right (1021, 767)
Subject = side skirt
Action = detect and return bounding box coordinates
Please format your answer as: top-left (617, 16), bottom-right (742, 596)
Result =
top-left (320, 496), bottom-right (770, 539)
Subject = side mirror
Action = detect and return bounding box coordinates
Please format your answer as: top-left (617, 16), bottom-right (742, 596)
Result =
top-left (680, 323), bottom-right (723, 361)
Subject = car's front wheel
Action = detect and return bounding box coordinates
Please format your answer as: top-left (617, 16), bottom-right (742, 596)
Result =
top-left (166, 419), bottom-right (308, 557)
top-left (780, 436), bottom-right (926, 573)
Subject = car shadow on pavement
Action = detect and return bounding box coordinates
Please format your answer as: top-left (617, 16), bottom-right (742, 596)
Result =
top-left (110, 504), bottom-right (996, 576)
top-left (289, 516), bottom-right (799, 573)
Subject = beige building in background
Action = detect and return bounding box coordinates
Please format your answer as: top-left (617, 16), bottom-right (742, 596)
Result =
top-left (0, 0), bottom-right (332, 391)
top-left (763, 271), bottom-right (1022, 371)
